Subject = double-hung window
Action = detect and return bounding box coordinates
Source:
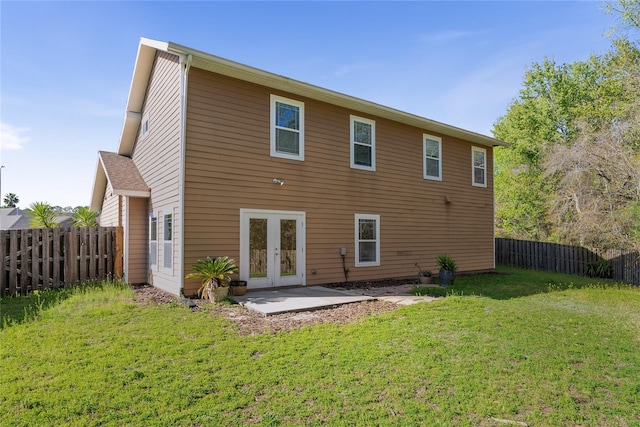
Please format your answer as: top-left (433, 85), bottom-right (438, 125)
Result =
top-left (355, 214), bottom-right (380, 267)
top-left (149, 216), bottom-right (157, 268)
top-left (270, 95), bottom-right (304, 160)
top-left (423, 134), bottom-right (442, 180)
top-left (472, 146), bottom-right (487, 187)
top-left (350, 116), bottom-right (376, 171)
top-left (140, 113), bottom-right (150, 140)
top-left (163, 214), bottom-right (173, 269)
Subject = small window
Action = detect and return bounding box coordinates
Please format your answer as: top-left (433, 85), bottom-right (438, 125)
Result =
top-left (355, 214), bottom-right (380, 267)
top-left (141, 114), bottom-right (150, 139)
top-left (350, 116), bottom-right (376, 171)
top-left (270, 95), bottom-right (304, 161)
top-left (163, 214), bottom-right (172, 269)
top-left (423, 134), bottom-right (442, 180)
top-left (472, 146), bottom-right (487, 187)
top-left (149, 216), bottom-right (157, 268)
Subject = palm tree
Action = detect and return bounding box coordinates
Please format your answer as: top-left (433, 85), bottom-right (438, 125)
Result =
top-left (72, 206), bottom-right (99, 227)
top-left (3, 193), bottom-right (19, 208)
top-left (185, 256), bottom-right (238, 302)
top-left (27, 202), bottom-right (58, 228)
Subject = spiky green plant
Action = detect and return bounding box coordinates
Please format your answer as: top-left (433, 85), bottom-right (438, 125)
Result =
top-left (185, 256), bottom-right (238, 301)
top-left (27, 202), bottom-right (58, 228)
top-left (72, 206), bottom-right (99, 227)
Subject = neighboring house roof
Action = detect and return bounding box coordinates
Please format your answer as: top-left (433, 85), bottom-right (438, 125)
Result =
top-left (116, 37), bottom-right (508, 158)
top-left (90, 151), bottom-right (150, 211)
top-left (1, 208), bottom-right (76, 230)
top-left (0, 208), bottom-right (30, 230)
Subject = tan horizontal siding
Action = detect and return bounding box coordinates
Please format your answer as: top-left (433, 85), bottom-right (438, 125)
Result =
top-left (99, 183), bottom-right (119, 227)
top-left (183, 68), bottom-right (494, 290)
top-left (129, 50), bottom-right (183, 294)
top-left (127, 197), bottom-right (148, 284)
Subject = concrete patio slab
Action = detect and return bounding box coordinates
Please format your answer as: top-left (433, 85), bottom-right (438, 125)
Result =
top-left (230, 286), bottom-right (376, 316)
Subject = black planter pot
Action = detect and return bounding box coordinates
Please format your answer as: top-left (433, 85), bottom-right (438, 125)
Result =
top-left (229, 280), bottom-right (248, 296)
top-left (439, 269), bottom-right (455, 286)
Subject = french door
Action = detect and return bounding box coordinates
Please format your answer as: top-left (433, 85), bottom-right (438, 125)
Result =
top-left (240, 209), bottom-right (305, 289)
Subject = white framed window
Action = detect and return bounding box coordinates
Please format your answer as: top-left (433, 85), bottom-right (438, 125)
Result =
top-left (472, 146), bottom-right (487, 187)
top-left (270, 95), bottom-right (304, 161)
top-left (350, 115), bottom-right (376, 171)
top-left (423, 134), bottom-right (442, 180)
top-left (149, 215), bottom-right (157, 268)
top-left (163, 214), bottom-right (173, 269)
top-left (141, 114), bottom-right (150, 139)
top-left (355, 214), bottom-right (380, 267)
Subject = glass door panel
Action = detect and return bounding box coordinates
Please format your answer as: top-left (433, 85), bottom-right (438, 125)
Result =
top-left (279, 219), bottom-right (297, 277)
top-left (249, 218), bottom-right (268, 279)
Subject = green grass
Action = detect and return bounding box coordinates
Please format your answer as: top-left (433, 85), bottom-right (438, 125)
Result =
top-left (2, 267), bottom-right (639, 426)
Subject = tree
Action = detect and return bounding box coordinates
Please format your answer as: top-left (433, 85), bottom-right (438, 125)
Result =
top-left (3, 193), bottom-right (19, 208)
top-left (27, 202), bottom-right (58, 228)
top-left (493, 33), bottom-right (640, 249)
top-left (72, 206), bottom-right (99, 227)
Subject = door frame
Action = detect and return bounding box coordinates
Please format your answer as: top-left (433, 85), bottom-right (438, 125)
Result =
top-left (239, 208), bottom-right (306, 289)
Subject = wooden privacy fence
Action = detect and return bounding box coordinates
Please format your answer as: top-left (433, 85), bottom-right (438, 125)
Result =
top-left (1, 227), bottom-right (123, 296)
top-left (495, 238), bottom-right (640, 285)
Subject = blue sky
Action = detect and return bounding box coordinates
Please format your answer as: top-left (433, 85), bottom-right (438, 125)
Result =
top-left (1, 1), bottom-right (616, 209)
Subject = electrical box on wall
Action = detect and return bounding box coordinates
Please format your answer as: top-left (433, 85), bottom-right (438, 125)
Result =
top-left (340, 247), bottom-right (347, 256)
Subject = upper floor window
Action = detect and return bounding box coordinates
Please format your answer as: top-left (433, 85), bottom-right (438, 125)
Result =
top-left (350, 116), bottom-right (376, 171)
top-left (270, 95), bottom-right (304, 161)
top-left (141, 114), bottom-right (150, 139)
top-left (423, 134), bottom-right (442, 180)
top-left (355, 214), bottom-right (380, 267)
top-left (472, 146), bottom-right (487, 187)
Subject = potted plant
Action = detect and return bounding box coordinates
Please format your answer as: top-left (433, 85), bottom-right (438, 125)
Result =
top-left (437, 254), bottom-right (457, 286)
top-left (229, 280), bottom-right (248, 296)
top-left (185, 256), bottom-right (238, 302)
top-left (414, 263), bottom-right (433, 284)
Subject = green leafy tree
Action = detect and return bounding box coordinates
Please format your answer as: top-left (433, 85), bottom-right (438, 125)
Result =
top-left (3, 193), bottom-right (19, 208)
top-left (72, 206), bottom-right (99, 227)
top-left (27, 202), bottom-right (58, 228)
top-left (493, 32), bottom-right (640, 249)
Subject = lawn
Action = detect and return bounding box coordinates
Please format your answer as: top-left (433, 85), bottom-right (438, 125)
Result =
top-left (1, 267), bottom-right (639, 426)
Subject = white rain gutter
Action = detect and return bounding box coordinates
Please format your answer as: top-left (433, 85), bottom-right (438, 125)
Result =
top-left (178, 53), bottom-right (192, 297)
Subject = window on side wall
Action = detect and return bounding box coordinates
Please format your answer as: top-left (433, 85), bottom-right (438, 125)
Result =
top-left (270, 95), bottom-right (304, 160)
top-left (149, 216), bottom-right (157, 268)
top-left (423, 134), bottom-right (442, 180)
top-left (163, 214), bottom-right (172, 269)
top-left (350, 116), bottom-right (376, 171)
top-left (472, 146), bottom-right (487, 187)
top-left (141, 114), bottom-right (150, 139)
top-left (355, 214), bottom-right (380, 267)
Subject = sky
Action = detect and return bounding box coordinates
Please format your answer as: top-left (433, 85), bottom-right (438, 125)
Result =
top-left (0, 1), bottom-right (618, 209)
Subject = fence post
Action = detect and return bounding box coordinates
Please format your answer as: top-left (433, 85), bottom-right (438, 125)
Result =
top-left (114, 226), bottom-right (124, 279)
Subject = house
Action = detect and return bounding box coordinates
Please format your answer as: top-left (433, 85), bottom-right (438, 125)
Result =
top-left (0, 208), bottom-right (74, 230)
top-left (0, 208), bottom-right (31, 230)
top-left (90, 38), bottom-right (508, 297)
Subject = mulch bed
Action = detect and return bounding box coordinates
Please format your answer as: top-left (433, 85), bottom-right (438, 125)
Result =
top-left (130, 283), bottom-right (401, 336)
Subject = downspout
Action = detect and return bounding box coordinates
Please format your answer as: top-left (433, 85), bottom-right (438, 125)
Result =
top-left (179, 54), bottom-right (192, 297)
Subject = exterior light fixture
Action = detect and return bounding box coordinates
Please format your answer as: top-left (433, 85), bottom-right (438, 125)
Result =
top-left (272, 178), bottom-right (284, 186)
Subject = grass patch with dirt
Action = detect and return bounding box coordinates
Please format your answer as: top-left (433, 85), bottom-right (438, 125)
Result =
top-left (1, 267), bottom-right (639, 426)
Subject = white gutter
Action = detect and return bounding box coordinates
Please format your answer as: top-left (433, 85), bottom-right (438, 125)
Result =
top-left (178, 53), bottom-right (192, 296)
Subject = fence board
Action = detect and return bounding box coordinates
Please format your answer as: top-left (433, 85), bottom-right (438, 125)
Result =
top-left (2, 227), bottom-right (122, 296)
top-left (31, 229), bottom-right (41, 290)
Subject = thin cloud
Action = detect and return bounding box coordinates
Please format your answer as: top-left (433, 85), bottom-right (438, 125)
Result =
top-left (0, 122), bottom-right (30, 150)
top-left (420, 30), bottom-right (485, 44)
